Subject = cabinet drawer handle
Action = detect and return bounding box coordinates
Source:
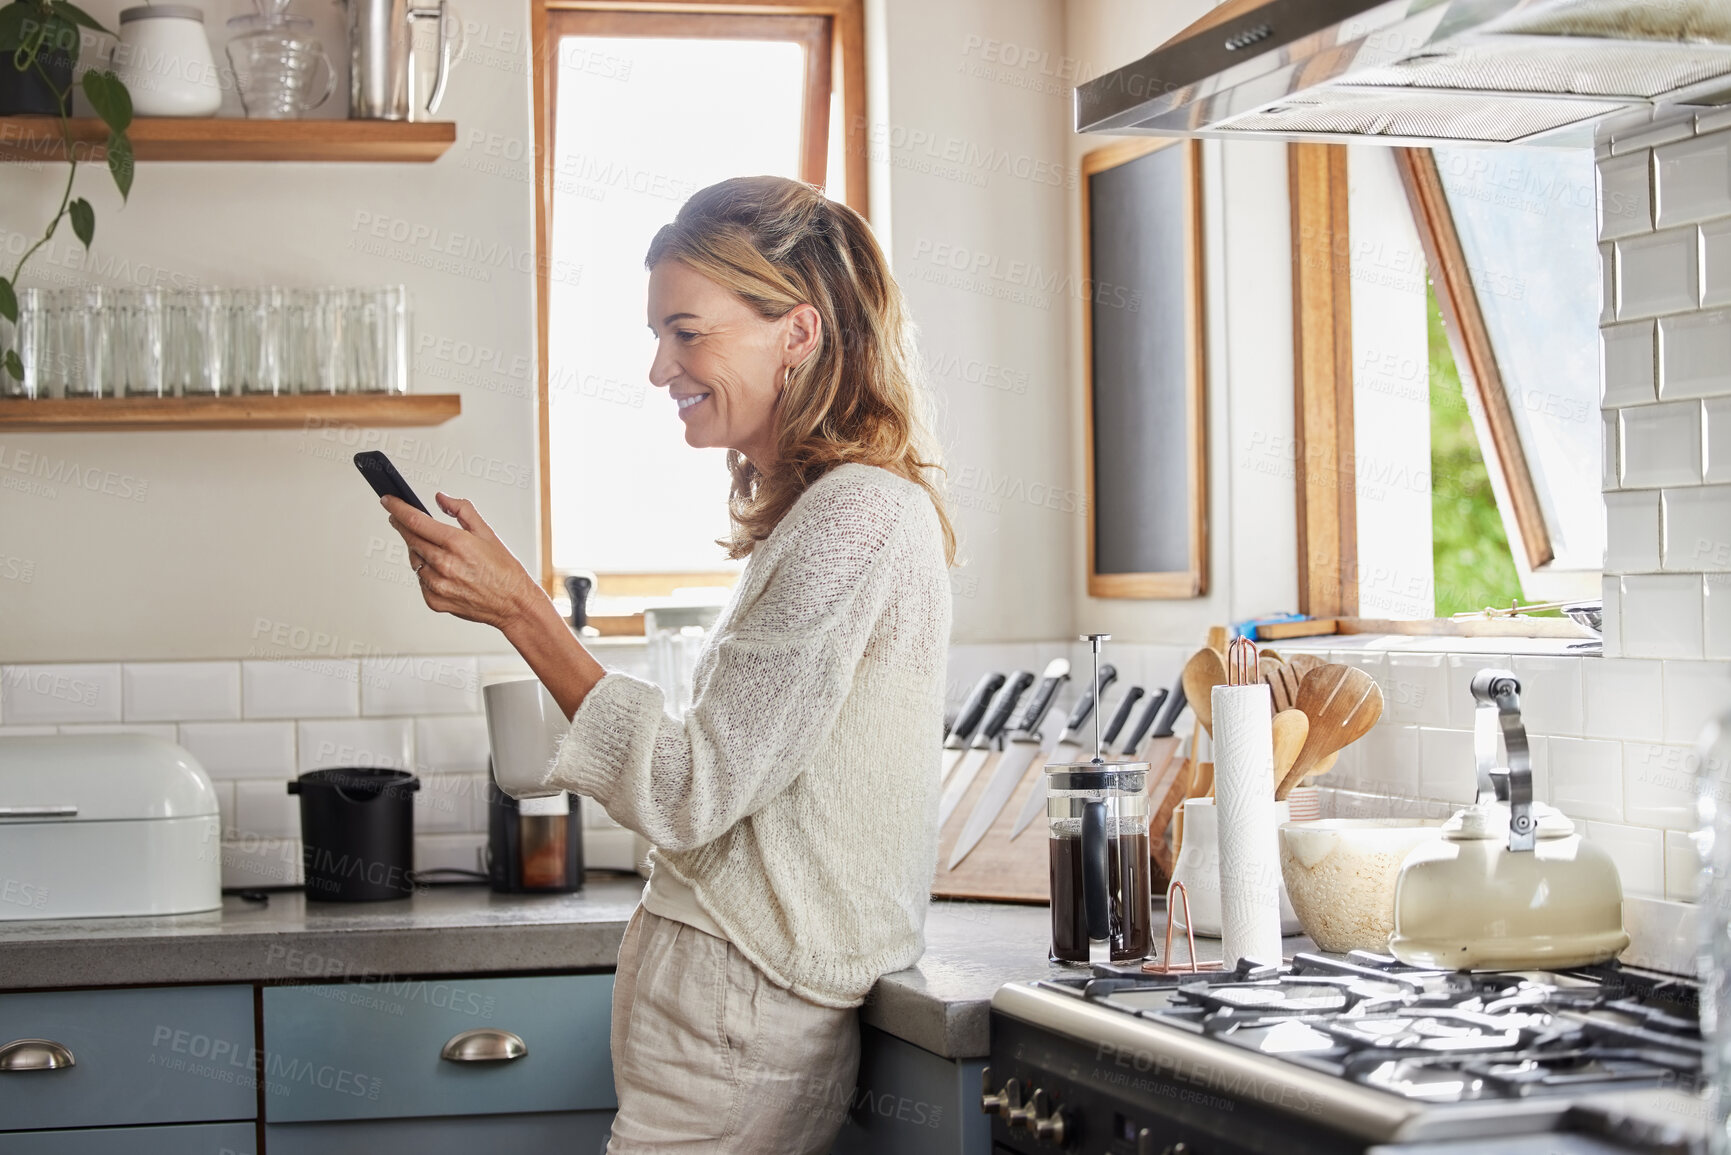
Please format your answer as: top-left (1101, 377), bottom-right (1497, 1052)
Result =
top-left (440, 1029), bottom-right (527, 1063)
top-left (0, 1039), bottom-right (76, 1071)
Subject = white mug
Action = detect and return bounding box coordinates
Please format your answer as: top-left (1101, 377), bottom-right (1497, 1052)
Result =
top-left (484, 678), bottom-right (568, 800)
top-left (112, 5), bottom-right (222, 117)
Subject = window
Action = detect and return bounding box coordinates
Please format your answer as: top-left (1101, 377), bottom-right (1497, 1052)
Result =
top-left (530, 3), bottom-right (866, 615)
top-left (1292, 143), bottom-right (1604, 628)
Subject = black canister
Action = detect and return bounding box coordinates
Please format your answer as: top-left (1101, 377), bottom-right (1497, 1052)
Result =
top-left (288, 768), bottom-right (419, 901)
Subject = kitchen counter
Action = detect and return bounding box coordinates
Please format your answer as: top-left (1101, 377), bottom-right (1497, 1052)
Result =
top-left (0, 880), bottom-right (1298, 1059)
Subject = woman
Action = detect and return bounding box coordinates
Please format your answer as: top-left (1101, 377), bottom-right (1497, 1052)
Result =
top-left (381, 176), bottom-right (955, 1152)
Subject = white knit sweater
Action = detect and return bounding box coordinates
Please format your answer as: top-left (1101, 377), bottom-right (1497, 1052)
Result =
top-left (546, 464), bottom-right (952, 1008)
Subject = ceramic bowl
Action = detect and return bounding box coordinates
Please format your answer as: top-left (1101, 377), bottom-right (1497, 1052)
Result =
top-left (1278, 819), bottom-right (1446, 953)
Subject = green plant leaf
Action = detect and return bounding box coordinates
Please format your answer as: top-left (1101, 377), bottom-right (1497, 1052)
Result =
top-left (0, 5), bottom-right (32, 53)
top-left (81, 68), bottom-right (132, 134)
top-left (105, 131), bottom-right (133, 201)
top-left (68, 197), bottom-right (93, 248)
top-left (3, 350), bottom-right (21, 383)
top-left (49, 1), bottom-right (111, 37)
top-left (0, 278), bottom-right (15, 325)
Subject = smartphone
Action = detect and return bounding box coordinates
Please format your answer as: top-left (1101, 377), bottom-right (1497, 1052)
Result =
top-left (354, 451), bottom-right (431, 516)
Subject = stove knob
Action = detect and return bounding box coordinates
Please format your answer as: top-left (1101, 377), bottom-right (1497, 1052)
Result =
top-left (1006, 1087), bottom-right (1040, 1130)
top-left (980, 1069), bottom-right (1022, 1117)
top-left (1030, 1088), bottom-right (1068, 1146)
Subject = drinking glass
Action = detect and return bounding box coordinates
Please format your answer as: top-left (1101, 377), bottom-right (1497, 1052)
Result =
top-left (164, 288), bottom-right (228, 397)
top-left (280, 287), bottom-right (320, 394)
top-left (345, 287), bottom-right (382, 393)
top-left (377, 285), bottom-right (409, 394)
top-left (66, 285), bottom-right (109, 399)
top-left (227, 287), bottom-right (288, 395)
top-left (37, 288), bottom-right (78, 400)
top-left (0, 288), bottom-right (28, 399)
top-left (113, 287), bottom-right (164, 397)
top-left (309, 287), bottom-right (348, 393)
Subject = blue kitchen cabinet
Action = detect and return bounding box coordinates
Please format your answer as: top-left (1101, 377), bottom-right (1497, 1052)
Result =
top-left (261, 973), bottom-right (615, 1123)
top-left (0, 986), bottom-right (256, 1133)
top-left (265, 1110), bottom-right (614, 1154)
top-left (0, 1122), bottom-right (257, 1154)
top-left (830, 1026), bottom-right (989, 1155)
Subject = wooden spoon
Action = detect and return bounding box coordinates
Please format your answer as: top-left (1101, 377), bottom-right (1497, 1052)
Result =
top-left (1288, 652), bottom-right (1328, 681)
top-left (1260, 657), bottom-right (1299, 713)
top-left (1277, 665), bottom-right (1383, 800)
top-left (1272, 709), bottom-right (1309, 791)
top-left (1181, 646), bottom-right (1227, 736)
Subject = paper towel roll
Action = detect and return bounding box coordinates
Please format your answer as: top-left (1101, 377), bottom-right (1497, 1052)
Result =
top-left (1211, 683), bottom-right (1284, 968)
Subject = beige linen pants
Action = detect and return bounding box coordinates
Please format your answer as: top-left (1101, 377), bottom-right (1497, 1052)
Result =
top-left (606, 907), bottom-right (860, 1154)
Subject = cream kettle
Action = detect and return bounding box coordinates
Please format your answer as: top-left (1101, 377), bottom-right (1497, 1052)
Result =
top-left (1388, 668), bottom-right (1629, 971)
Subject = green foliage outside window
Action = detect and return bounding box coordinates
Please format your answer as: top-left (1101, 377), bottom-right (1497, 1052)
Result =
top-left (1428, 284), bottom-right (1524, 618)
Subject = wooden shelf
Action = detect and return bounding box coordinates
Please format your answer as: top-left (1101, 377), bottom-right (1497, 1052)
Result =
top-left (0, 117), bottom-right (456, 163)
top-left (0, 393), bottom-right (461, 431)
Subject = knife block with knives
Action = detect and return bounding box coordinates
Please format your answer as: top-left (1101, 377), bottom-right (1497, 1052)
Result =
top-left (931, 663), bottom-right (1192, 903)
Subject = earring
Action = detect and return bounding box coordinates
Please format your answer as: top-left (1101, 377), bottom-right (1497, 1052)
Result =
top-left (783, 365), bottom-right (794, 389)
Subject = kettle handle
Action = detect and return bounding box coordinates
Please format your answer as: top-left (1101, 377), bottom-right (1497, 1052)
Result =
top-left (1470, 669), bottom-right (1534, 852)
top-left (1081, 799), bottom-right (1111, 959)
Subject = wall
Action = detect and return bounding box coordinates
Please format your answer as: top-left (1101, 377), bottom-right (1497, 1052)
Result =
top-left (0, 0), bottom-right (1079, 658)
top-left (1062, 0), bottom-right (1301, 641)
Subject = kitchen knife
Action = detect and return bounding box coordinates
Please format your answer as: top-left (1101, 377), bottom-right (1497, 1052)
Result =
top-left (947, 660), bottom-right (1073, 869)
top-left (1113, 687), bottom-right (1170, 759)
top-left (940, 671), bottom-right (1005, 782)
top-left (935, 668), bottom-right (1035, 827)
top-left (1006, 673), bottom-right (1132, 842)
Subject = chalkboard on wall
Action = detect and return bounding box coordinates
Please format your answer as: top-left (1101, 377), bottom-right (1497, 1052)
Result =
top-left (1082, 137), bottom-right (1207, 598)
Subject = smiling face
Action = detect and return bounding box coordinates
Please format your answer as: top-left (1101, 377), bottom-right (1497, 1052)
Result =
top-left (646, 260), bottom-right (818, 470)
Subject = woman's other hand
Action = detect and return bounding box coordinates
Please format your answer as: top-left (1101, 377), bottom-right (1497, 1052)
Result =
top-left (383, 493), bottom-right (541, 631)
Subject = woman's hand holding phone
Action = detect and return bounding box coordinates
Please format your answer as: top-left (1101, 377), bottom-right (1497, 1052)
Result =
top-left (382, 492), bottom-right (542, 631)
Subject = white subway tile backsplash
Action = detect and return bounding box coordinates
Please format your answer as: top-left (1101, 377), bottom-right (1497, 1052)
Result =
top-left (1703, 218), bottom-right (1731, 308)
top-left (414, 773), bottom-right (480, 834)
top-left (0, 726), bottom-right (58, 736)
top-left (1603, 490), bottom-right (1660, 573)
top-left (1658, 308), bottom-right (1731, 400)
top-left (1620, 402), bottom-right (1702, 488)
top-left (178, 721), bottom-right (297, 780)
top-left (360, 655), bottom-right (481, 717)
top-left (243, 660), bottom-right (358, 719)
top-left (1654, 132), bottom-right (1731, 227)
top-left (1708, 576), bottom-right (1731, 660)
top-left (1598, 149), bottom-right (1652, 240)
top-left (1582, 658), bottom-right (1664, 742)
top-left (1603, 574), bottom-right (1624, 658)
top-left (296, 718), bottom-right (413, 773)
top-left (1621, 574), bottom-right (1705, 659)
top-left (211, 780), bottom-right (235, 833)
top-left (1585, 821), bottom-right (1664, 898)
top-left (1548, 737), bottom-right (1625, 822)
top-left (1355, 723), bottom-right (1420, 796)
top-left (1663, 660), bottom-right (1731, 745)
top-left (1599, 320), bottom-right (1656, 407)
top-left (1509, 656), bottom-right (1584, 736)
top-left (1417, 727), bottom-right (1475, 804)
top-left (57, 723), bottom-right (177, 740)
top-left (220, 838), bottom-right (302, 889)
top-left (1445, 654), bottom-right (1500, 727)
top-left (1618, 118), bottom-right (1697, 158)
top-left (1600, 242), bottom-right (1616, 325)
top-left (1705, 398), bottom-right (1731, 484)
top-left (1, 664), bottom-right (122, 725)
top-left (1666, 829), bottom-right (1703, 902)
top-left (122, 662), bottom-right (240, 723)
top-left (1662, 485), bottom-right (1731, 572)
top-left (1385, 653), bottom-right (1450, 727)
top-left (233, 779), bottom-right (300, 840)
top-left (1700, 109), bottom-right (1731, 135)
top-left (415, 834), bottom-right (485, 874)
top-left (414, 715), bottom-right (490, 776)
top-left (1622, 742), bottom-right (1699, 828)
top-left (1616, 227), bottom-right (1699, 319)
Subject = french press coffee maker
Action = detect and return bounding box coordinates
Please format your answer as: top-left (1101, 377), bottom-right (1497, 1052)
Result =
top-left (1046, 635), bottom-right (1153, 965)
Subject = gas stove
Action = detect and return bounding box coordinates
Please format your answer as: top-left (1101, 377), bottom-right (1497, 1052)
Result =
top-left (985, 952), bottom-right (1704, 1154)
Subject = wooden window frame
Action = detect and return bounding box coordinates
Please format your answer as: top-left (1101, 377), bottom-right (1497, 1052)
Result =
top-left (1080, 137), bottom-right (1208, 600)
top-left (1290, 144), bottom-right (1575, 633)
top-left (1393, 146), bottom-right (1555, 571)
top-left (529, 0), bottom-right (869, 603)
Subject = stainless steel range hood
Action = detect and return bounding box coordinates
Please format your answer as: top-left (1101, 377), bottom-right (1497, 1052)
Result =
top-left (1075, 0), bottom-right (1731, 147)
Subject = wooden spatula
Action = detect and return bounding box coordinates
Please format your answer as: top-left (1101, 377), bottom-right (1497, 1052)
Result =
top-left (1181, 646), bottom-right (1227, 736)
top-left (1278, 665), bottom-right (1383, 799)
top-left (1272, 709), bottom-right (1309, 792)
top-left (1288, 653), bottom-right (1328, 681)
top-left (1260, 657), bottom-right (1299, 713)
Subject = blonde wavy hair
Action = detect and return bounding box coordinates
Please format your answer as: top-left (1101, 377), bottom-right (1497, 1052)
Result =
top-left (646, 176), bottom-right (955, 565)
